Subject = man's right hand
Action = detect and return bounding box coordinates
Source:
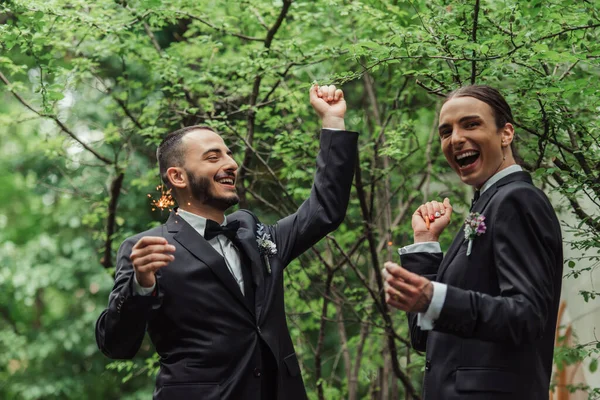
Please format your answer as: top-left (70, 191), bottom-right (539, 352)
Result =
top-left (309, 84), bottom-right (346, 130)
top-left (130, 236), bottom-right (176, 288)
top-left (412, 198), bottom-right (453, 243)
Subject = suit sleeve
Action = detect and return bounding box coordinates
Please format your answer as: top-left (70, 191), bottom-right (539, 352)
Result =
top-left (95, 237), bottom-right (162, 359)
top-left (273, 129), bottom-right (358, 265)
top-left (433, 188), bottom-right (561, 345)
top-left (400, 252), bottom-right (443, 351)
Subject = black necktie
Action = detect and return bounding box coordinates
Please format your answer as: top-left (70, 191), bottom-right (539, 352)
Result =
top-left (470, 189), bottom-right (481, 211)
top-left (204, 219), bottom-right (240, 241)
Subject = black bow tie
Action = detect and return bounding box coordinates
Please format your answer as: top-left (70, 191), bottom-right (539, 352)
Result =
top-left (204, 219), bottom-right (240, 241)
top-left (470, 189), bottom-right (481, 211)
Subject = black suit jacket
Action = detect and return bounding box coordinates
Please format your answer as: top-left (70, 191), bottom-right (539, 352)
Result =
top-left (401, 172), bottom-right (563, 400)
top-left (95, 129), bottom-right (358, 400)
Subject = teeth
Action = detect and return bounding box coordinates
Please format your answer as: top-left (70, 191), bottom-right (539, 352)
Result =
top-left (218, 178), bottom-right (234, 185)
top-left (456, 151), bottom-right (479, 160)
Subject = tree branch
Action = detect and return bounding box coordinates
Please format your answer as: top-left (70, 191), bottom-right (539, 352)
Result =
top-left (559, 60), bottom-right (579, 81)
top-left (0, 70), bottom-right (113, 165)
top-left (563, 123), bottom-right (600, 197)
top-left (179, 12), bottom-right (264, 42)
top-left (416, 79), bottom-right (446, 97)
top-left (314, 268), bottom-right (334, 400)
top-left (264, 1), bottom-right (293, 48)
top-left (471, 0), bottom-right (481, 84)
top-left (238, 0), bottom-right (293, 208)
top-left (101, 171), bottom-right (125, 269)
top-left (120, 3), bottom-right (200, 110)
top-left (534, 98), bottom-right (550, 169)
top-left (143, 22), bottom-right (162, 53)
top-left (550, 165), bottom-right (600, 233)
top-left (245, 186), bottom-right (288, 216)
top-left (332, 295), bottom-right (356, 399)
top-left (113, 96), bottom-right (144, 130)
top-left (226, 123), bottom-right (298, 210)
top-left (514, 122), bottom-right (575, 155)
top-left (353, 153), bottom-right (420, 399)
top-left (362, 21), bottom-right (600, 74)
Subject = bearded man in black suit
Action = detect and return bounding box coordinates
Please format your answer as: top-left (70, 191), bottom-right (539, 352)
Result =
top-left (96, 84), bottom-right (358, 400)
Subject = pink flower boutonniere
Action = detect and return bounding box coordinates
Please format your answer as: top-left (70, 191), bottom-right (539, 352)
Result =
top-left (464, 212), bottom-right (486, 256)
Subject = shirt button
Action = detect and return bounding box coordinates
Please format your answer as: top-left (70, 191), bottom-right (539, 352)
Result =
top-left (254, 368), bottom-right (261, 377)
top-left (425, 360), bottom-right (431, 371)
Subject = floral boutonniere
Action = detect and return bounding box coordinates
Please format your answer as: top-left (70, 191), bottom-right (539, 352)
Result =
top-left (464, 212), bottom-right (486, 256)
top-left (256, 223), bottom-right (277, 274)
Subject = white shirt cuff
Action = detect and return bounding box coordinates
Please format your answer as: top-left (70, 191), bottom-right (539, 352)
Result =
top-left (398, 241), bottom-right (441, 255)
top-left (323, 127), bottom-right (342, 131)
top-left (133, 274), bottom-right (156, 296)
top-left (417, 281), bottom-right (447, 330)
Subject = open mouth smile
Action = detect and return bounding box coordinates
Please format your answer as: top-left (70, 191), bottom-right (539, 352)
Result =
top-left (215, 176), bottom-right (236, 188)
top-left (455, 150), bottom-right (480, 170)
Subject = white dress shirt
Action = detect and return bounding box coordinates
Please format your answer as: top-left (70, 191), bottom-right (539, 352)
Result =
top-left (133, 209), bottom-right (245, 296)
top-left (399, 164), bottom-right (523, 330)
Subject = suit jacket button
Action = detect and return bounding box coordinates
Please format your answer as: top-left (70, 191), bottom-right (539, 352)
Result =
top-left (253, 368), bottom-right (261, 377)
top-left (425, 360), bottom-right (431, 371)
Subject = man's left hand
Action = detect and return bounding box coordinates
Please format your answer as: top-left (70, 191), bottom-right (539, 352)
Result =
top-left (383, 261), bottom-right (433, 313)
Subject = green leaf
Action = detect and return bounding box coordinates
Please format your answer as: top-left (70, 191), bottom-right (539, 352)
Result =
top-left (590, 358), bottom-right (598, 373)
top-left (46, 91), bottom-right (65, 101)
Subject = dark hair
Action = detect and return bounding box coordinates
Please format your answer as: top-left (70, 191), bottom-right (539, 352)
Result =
top-left (444, 85), bottom-right (521, 164)
top-left (156, 125), bottom-right (216, 192)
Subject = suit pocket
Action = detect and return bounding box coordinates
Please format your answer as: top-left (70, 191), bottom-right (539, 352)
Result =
top-left (283, 352), bottom-right (301, 377)
top-left (456, 367), bottom-right (516, 393)
top-left (158, 382), bottom-right (220, 400)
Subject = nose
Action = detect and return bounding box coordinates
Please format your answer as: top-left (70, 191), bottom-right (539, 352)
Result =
top-left (224, 154), bottom-right (238, 172)
top-left (450, 128), bottom-right (467, 148)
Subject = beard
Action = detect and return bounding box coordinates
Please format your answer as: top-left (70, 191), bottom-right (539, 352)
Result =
top-left (187, 170), bottom-right (239, 211)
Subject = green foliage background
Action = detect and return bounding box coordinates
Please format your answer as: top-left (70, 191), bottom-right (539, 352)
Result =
top-left (1, 0), bottom-right (599, 399)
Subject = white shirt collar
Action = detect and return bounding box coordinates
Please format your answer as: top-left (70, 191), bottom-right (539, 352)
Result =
top-left (176, 209), bottom-right (227, 238)
top-left (480, 164), bottom-right (523, 195)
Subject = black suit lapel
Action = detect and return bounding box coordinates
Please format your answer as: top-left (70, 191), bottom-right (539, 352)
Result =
top-left (234, 227), bottom-right (264, 288)
top-left (438, 187), bottom-right (498, 280)
top-left (234, 225), bottom-right (266, 320)
top-left (437, 171), bottom-right (533, 281)
top-left (437, 227), bottom-right (466, 281)
top-left (436, 180), bottom-right (499, 281)
top-left (167, 212), bottom-right (254, 315)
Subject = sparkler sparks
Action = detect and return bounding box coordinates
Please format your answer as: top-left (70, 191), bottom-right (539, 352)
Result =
top-left (148, 184), bottom-right (175, 236)
top-left (148, 185), bottom-right (175, 212)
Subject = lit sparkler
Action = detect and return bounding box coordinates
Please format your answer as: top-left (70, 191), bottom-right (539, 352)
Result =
top-left (148, 185), bottom-right (175, 212)
top-left (148, 184), bottom-right (176, 236)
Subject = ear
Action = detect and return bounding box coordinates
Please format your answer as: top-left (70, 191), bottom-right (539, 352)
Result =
top-left (500, 123), bottom-right (515, 147)
top-left (166, 167), bottom-right (187, 190)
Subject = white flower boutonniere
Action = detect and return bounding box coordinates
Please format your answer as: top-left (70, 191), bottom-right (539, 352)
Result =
top-left (256, 223), bottom-right (277, 274)
top-left (464, 212), bottom-right (486, 256)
